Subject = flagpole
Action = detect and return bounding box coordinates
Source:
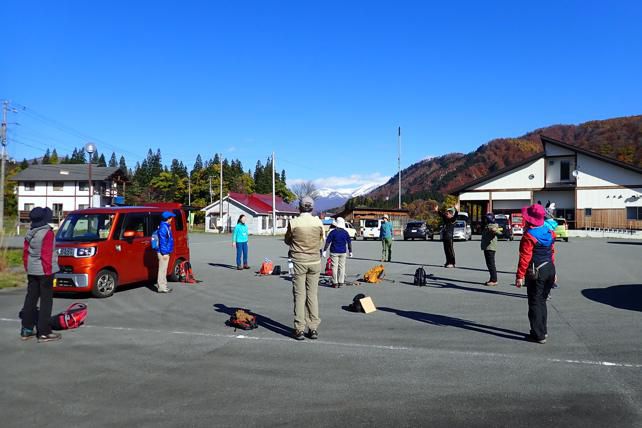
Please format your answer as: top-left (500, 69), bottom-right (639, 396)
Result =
top-left (398, 126), bottom-right (401, 209)
top-left (272, 151), bottom-right (276, 236)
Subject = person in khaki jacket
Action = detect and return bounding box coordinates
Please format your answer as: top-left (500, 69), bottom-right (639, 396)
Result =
top-left (284, 196), bottom-right (325, 341)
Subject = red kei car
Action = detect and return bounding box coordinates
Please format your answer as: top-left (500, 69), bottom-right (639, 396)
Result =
top-left (54, 203), bottom-right (190, 298)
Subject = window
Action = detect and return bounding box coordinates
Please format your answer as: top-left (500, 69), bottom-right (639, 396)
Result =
top-left (584, 208), bottom-right (592, 217)
top-left (53, 182), bottom-right (64, 191)
top-left (24, 203), bottom-right (34, 212)
top-left (120, 213), bottom-right (148, 238)
top-left (24, 182), bottom-right (35, 191)
top-left (78, 204), bottom-right (89, 210)
top-left (172, 209), bottom-right (184, 231)
top-left (79, 181), bottom-right (89, 191)
top-left (560, 161), bottom-right (571, 181)
top-left (52, 203), bottom-right (64, 218)
top-left (626, 207), bottom-right (642, 220)
top-left (261, 216), bottom-right (268, 230)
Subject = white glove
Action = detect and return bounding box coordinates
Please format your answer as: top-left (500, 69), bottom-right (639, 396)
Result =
top-left (322, 251), bottom-right (327, 258)
top-left (349, 252), bottom-right (353, 258)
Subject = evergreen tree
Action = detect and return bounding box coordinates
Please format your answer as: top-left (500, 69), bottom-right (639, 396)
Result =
top-left (20, 158), bottom-right (29, 169)
top-left (42, 149), bottom-right (51, 164)
top-left (91, 151), bottom-right (99, 165)
top-left (281, 169), bottom-right (286, 183)
top-left (119, 155), bottom-right (127, 171)
top-left (32, 158), bottom-right (38, 165)
top-left (98, 154), bottom-right (107, 167)
top-left (109, 152), bottom-right (118, 167)
top-left (192, 154), bottom-right (203, 174)
top-left (213, 153), bottom-right (220, 165)
top-left (50, 149), bottom-right (59, 164)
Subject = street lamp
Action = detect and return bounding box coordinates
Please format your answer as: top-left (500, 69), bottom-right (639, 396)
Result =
top-left (84, 142), bottom-right (96, 208)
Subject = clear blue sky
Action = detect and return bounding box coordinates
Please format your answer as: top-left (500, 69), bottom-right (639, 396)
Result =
top-left (2, 1), bottom-right (642, 190)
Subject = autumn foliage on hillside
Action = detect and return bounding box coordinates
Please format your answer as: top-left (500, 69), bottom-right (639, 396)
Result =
top-left (367, 115), bottom-right (642, 202)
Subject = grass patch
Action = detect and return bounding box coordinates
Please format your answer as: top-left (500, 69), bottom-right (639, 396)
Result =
top-left (0, 271), bottom-right (25, 289)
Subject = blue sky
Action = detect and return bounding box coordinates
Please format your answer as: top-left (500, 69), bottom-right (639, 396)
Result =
top-left (2, 1), bottom-right (642, 191)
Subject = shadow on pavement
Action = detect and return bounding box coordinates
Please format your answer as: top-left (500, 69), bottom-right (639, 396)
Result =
top-left (424, 264), bottom-right (516, 275)
top-left (581, 284), bottom-right (642, 312)
top-left (378, 306), bottom-right (527, 341)
top-left (607, 241), bottom-right (642, 246)
top-left (213, 303), bottom-right (292, 338)
top-left (208, 263), bottom-right (238, 270)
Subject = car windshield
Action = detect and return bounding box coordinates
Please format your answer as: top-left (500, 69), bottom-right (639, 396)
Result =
top-left (365, 220), bottom-right (379, 228)
top-left (496, 218), bottom-right (508, 226)
top-left (455, 221), bottom-right (466, 228)
top-left (57, 213), bottom-right (115, 242)
top-left (407, 222), bottom-right (423, 228)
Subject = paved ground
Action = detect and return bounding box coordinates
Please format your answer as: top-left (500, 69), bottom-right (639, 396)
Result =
top-left (1, 234), bottom-right (641, 427)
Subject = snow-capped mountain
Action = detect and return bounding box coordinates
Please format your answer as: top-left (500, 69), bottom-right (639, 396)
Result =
top-left (313, 182), bottom-right (386, 212)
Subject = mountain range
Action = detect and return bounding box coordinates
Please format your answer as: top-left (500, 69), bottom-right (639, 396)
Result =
top-left (366, 115), bottom-right (642, 202)
top-left (314, 183), bottom-right (384, 212)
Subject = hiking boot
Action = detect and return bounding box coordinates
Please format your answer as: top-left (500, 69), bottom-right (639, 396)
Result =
top-left (307, 330), bottom-right (318, 340)
top-left (445, 264), bottom-right (455, 268)
top-left (526, 334), bottom-right (546, 344)
top-left (292, 330), bottom-right (305, 341)
top-left (157, 288), bottom-right (173, 294)
top-left (332, 283), bottom-right (338, 288)
top-left (237, 266), bottom-right (243, 270)
top-left (20, 328), bottom-right (36, 341)
top-left (485, 281), bottom-right (498, 287)
top-left (38, 332), bottom-right (62, 343)
top-left (243, 265), bottom-right (250, 270)
top-left (339, 283), bottom-right (345, 288)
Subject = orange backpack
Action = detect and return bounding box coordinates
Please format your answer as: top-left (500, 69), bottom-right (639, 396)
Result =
top-left (259, 259), bottom-right (274, 275)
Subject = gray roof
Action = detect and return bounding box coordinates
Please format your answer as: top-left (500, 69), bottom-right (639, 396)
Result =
top-left (12, 165), bottom-right (125, 182)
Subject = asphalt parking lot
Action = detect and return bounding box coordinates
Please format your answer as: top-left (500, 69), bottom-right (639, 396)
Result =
top-left (1, 233), bottom-right (641, 427)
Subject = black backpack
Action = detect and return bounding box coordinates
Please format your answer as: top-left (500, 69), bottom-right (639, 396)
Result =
top-left (414, 267), bottom-right (428, 286)
top-left (348, 294), bottom-right (367, 312)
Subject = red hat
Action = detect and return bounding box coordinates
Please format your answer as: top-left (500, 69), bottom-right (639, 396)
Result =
top-left (522, 204), bottom-right (546, 227)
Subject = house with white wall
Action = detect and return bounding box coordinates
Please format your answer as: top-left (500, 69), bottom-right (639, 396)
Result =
top-left (453, 135), bottom-right (642, 230)
top-left (12, 165), bottom-right (127, 223)
top-left (202, 192), bottom-right (299, 235)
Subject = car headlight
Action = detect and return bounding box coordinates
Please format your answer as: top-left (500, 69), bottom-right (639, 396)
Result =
top-left (75, 247), bottom-right (97, 258)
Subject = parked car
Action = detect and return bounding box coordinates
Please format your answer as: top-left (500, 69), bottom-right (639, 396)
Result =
top-left (450, 220), bottom-right (472, 241)
top-left (403, 221), bottom-right (433, 240)
top-left (554, 218), bottom-right (569, 242)
top-left (344, 222), bottom-right (358, 239)
top-left (361, 218), bottom-right (382, 240)
top-left (494, 215), bottom-right (514, 241)
top-left (54, 203), bottom-right (191, 298)
top-left (512, 224), bottom-right (524, 236)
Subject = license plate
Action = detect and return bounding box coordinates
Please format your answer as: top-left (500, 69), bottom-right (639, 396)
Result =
top-left (411, 229), bottom-right (417, 232)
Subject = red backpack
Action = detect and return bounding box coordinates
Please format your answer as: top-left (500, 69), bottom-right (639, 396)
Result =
top-left (178, 260), bottom-right (197, 284)
top-left (50, 303), bottom-right (88, 330)
top-left (259, 260), bottom-right (274, 275)
top-left (325, 258), bottom-right (333, 276)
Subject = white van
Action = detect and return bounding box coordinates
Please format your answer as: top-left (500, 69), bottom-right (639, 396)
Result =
top-left (360, 219), bottom-right (383, 240)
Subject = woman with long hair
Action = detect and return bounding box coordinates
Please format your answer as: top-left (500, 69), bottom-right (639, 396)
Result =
top-left (232, 214), bottom-right (250, 270)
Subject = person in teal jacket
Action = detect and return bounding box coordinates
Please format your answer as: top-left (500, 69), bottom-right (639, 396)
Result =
top-left (232, 214), bottom-right (250, 270)
top-left (380, 215), bottom-right (394, 262)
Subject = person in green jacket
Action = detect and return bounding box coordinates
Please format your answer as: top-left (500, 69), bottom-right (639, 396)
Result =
top-left (380, 215), bottom-right (393, 262)
top-left (232, 214), bottom-right (250, 270)
top-left (481, 213), bottom-right (501, 286)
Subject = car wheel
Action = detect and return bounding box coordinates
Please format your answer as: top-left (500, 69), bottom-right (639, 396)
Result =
top-left (92, 269), bottom-right (118, 298)
top-left (169, 258), bottom-right (184, 282)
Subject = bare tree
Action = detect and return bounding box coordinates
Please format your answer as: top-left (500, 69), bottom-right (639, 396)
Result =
top-left (290, 181), bottom-right (319, 201)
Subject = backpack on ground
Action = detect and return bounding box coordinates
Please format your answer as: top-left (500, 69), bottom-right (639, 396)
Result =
top-left (227, 309), bottom-right (258, 331)
top-left (363, 265), bottom-right (385, 283)
top-left (259, 259), bottom-right (274, 275)
top-left (348, 294), bottom-right (367, 312)
top-left (151, 230), bottom-right (159, 250)
top-left (414, 266), bottom-right (428, 286)
top-left (50, 303), bottom-right (88, 330)
top-left (324, 258), bottom-right (333, 276)
top-left (272, 265), bottom-right (282, 275)
top-left (178, 260), bottom-right (197, 284)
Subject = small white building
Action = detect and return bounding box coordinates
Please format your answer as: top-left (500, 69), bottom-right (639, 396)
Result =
top-left (12, 165), bottom-right (127, 223)
top-left (454, 136), bottom-right (642, 230)
top-left (202, 192), bottom-right (299, 235)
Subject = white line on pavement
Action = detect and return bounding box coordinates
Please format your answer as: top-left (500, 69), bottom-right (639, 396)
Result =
top-left (2, 317), bottom-right (641, 368)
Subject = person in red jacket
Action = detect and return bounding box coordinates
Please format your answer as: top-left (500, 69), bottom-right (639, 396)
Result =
top-left (20, 207), bottom-right (61, 342)
top-left (515, 204), bottom-right (556, 344)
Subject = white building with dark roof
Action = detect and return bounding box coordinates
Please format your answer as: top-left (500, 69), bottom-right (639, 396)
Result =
top-left (453, 136), bottom-right (642, 231)
top-left (12, 164), bottom-right (127, 222)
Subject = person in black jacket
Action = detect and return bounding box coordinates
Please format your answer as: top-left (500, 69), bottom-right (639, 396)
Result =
top-left (435, 206), bottom-right (458, 268)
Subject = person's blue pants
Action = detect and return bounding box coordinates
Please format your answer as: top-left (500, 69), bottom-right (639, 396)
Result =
top-left (235, 242), bottom-right (248, 267)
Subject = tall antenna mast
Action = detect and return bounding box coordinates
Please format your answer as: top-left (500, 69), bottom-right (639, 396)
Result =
top-left (397, 126), bottom-right (401, 209)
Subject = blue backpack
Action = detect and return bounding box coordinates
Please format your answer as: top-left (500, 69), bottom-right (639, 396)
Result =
top-left (151, 230), bottom-right (159, 250)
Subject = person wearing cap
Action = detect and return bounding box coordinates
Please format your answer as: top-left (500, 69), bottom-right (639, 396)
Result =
top-left (20, 207), bottom-right (61, 342)
top-left (156, 211), bottom-right (176, 293)
top-left (480, 212), bottom-right (501, 286)
top-left (515, 204), bottom-right (557, 344)
top-left (379, 215), bottom-right (393, 262)
top-left (435, 205), bottom-right (458, 268)
top-left (323, 217), bottom-right (353, 288)
top-left (284, 196), bottom-right (325, 341)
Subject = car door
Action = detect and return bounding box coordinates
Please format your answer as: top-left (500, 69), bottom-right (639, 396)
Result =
top-left (117, 213), bottom-right (152, 284)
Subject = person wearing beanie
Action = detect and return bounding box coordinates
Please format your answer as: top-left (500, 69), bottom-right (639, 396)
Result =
top-left (156, 211), bottom-right (176, 293)
top-left (284, 196), bottom-right (325, 341)
top-left (480, 212), bottom-right (501, 286)
top-left (435, 205), bottom-right (458, 268)
top-left (323, 217), bottom-right (353, 288)
top-left (20, 207), bottom-right (61, 342)
top-left (515, 204), bottom-right (557, 344)
top-left (379, 215), bottom-right (393, 262)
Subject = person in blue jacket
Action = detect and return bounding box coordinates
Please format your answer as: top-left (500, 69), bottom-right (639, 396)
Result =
top-left (156, 211), bottom-right (175, 293)
top-left (232, 214), bottom-right (250, 270)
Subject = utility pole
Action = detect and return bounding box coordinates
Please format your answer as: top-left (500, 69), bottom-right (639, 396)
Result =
top-left (187, 172), bottom-right (192, 230)
top-left (219, 153), bottom-right (223, 233)
top-left (0, 101), bottom-right (8, 231)
top-left (272, 151), bottom-right (276, 236)
top-left (397, 126), bottom-right (402, 210)
top-left (209, 176), bottom-right (213, 204)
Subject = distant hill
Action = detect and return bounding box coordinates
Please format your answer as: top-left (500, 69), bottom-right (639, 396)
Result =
top-left (367, 115), bottom-right (642, 201)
